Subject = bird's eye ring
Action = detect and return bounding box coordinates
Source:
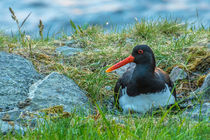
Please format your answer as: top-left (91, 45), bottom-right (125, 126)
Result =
top-left (138, 49), bottom-right (143, 54)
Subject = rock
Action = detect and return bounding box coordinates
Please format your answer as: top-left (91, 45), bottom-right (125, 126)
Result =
top-left (198, 73), bottom-right (210, 95)
top-left (94, 48), bottom-right (100, 52)
top-left (65, 40), bottom-right (76, 46)
top-left (183, 74), bottom-right (210, 121)
top-left (26, 72), bottom-right (91, 114)
top-left (0, 52), bottom-right (42, 112)
top-left (207, 43), bottom-right (210, 50)
top-left (126, 38), bottom-right (135, 44)
top-left (0, 120), bottom-right (26, 135)
top-left (183, 102), bottom-right (210, 121)
top-left (0, 109), bottom-right (21, 121)
top-left (17, 111), bottom-right (47, 128)
top-left (0, 120), bottom-right (11, 134)
top-left (169, 66), bottom-right (187, 82)
top-left (105, 86), bottom-right (112, 91)
top-left (55, 46), bottom-right (83, 56)
top-left (115, 63), bottom-right (136, 77)
top-left (191, 73), bottom-right (210, 101)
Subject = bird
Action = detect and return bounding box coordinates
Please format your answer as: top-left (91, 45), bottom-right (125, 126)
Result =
top-left (106, 45), bottom-right (176, 114)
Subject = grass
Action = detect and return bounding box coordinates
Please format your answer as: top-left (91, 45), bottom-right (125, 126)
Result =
top-left (0, 18), bottom-right (210, 139)
top-left (1, 114), bottom-right (210, 140)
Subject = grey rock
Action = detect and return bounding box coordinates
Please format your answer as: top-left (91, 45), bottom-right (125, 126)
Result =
top-left (55, 46), bottom-right (83, 56)
top-left (0, 120), bottom-right (26, 135)
top-left (65, 40), bottom-right (76, 46)
top-left (13, 124), bottom-right (27, 135)
top-left (115, 63), bottom-right (136, 77)
top-left (0, 52), bottom-right (42, 112)
top-left (183, 102), bottom-right (210, 121)
top-left (0, 120), bottom-right (11, 134)
top-left (26, 72), bottom-right (91, 114)
top-left (0, 109), bottom-right (21, 121)
top-left (126, 38), bottom-right (135, 44)
top-left (106, 115), bottom-right (125, 124)
top-left (17, 112), bottom-right (46, 128)
top-left (94, 48), bottom-right (100, 52)
top-left (191, 73), bottom-right (210, 101)
top-left (105, 86), bottom-right (112, 91)
top-left (29, 118), bottom-right (45, 128)
top-left (198, 73), bottom-right (210, 95)
top-left (169, 66), bottom-right (187, 82)
top-left (207, 43), bottom-right (210, 50)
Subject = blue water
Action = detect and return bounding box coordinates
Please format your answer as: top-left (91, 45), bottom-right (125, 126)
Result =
top-left (0, 0), bottom-right (209, 37)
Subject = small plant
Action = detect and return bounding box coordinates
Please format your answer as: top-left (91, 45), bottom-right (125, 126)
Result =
top-left (70, 19), bottom-right (84, 35)
top-left (38, 19), bottom-right (44, 40)
top-left (25, 35), bottom-right (33, 56)
top-left (9, 7), bottom-right (31, 46)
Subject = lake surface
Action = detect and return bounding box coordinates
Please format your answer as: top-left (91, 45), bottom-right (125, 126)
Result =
top-left (0, 0), bottom-right (209, 37)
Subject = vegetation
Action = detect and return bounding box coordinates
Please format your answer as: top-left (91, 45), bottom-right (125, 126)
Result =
top-left (0, 11), bottom-right (209, 139)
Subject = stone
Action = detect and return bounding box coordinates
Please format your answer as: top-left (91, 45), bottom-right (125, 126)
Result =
top-left (207, 43), bottom-right (210, 50)
top-left (26, 72), bottom-right (91, 114)
top-left (169, 66), bottom-right (187, 82)
top-left (0, 52), bottom-right (42, 112)
top-left (183, 74), bottom-right (210, 121)
top-left (94, 48), bottom-right (100, 52)
top-left (191, 73), bottom-right (210, 101)
top-left (0, 120), bottom-right (26, 135)
top-left (55, 46), bottom-right (83, 56)
top-left (0, 109), bottom-right (21, 121)
top-left (105, 86), bottom-right (112, 91)
top-left (0, 120), bottom-right (11, 134)
top-left (65, 40), bottom-right (76, 46)
top-left (183, 102), bottom-right (210, 121)
top-left (198, 73), bottom-right (210, 96)
top-left (17, 112), bottom-right (47, 128)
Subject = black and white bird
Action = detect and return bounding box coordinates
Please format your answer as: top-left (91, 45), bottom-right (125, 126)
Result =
top-left (106, 45), bottom-right (176, 113)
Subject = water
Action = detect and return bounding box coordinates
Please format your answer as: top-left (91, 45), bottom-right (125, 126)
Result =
top-left (0, 0), bottom-right (209, 37)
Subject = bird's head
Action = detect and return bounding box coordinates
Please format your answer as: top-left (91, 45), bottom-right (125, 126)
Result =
top-left (106, 45), bottom-right (156, 73)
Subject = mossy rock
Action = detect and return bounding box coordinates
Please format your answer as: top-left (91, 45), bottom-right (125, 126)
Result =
top-left (40, 105), bottom-right (64, 115)
top-left (187, 46), bottom-right (207, 62)
top-left (185, 46), bottom-right (209, 73)
top-left (188, 55), bottom-right (210, 73)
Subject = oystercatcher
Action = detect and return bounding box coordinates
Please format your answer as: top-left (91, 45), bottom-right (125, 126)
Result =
top-left (106, 45), bottom-right (176, 113)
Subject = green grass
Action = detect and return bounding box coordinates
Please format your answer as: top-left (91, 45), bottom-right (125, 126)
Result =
top-left (1, 112), bottom-right (210, 139)
top-left (0, 18), bottom-right (209, 139)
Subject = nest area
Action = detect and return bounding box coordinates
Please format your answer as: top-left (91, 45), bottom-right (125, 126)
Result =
top-left (165, 46), bottom-right (209, 94)
top-left (187, 46), bottom-right (210, 73)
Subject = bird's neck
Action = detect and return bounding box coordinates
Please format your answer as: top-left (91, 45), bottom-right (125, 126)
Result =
top-left (132, 64), bottom-right (155, 81)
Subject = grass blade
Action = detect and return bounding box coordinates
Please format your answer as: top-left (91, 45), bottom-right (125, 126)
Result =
top-left (70, 20), bottom-right (77, 33)
top-left (20, 12), bottom-right (32, 29)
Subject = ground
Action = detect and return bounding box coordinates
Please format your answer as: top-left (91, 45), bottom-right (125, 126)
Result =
top-left (0, 18), bottom-right (210, 139)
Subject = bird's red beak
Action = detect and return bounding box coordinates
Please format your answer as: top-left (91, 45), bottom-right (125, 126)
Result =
top-left (106, 55), bottom-right (135, 73)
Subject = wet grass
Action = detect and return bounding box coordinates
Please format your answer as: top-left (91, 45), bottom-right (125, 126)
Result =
top-left (1, 113), bottom-right (210, 140)
top-left (0, 18), bottom-right (210, 139)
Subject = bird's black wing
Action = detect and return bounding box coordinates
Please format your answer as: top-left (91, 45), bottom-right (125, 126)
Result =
top-left (155, 68), bottom-right (176, 100)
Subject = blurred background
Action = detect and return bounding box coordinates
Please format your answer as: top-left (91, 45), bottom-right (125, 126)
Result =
top-left (0, 0), bottom-right (209, 37)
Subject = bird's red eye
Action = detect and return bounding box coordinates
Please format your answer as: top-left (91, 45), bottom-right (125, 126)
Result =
top-left (138, 49), bottom-right (143, 54)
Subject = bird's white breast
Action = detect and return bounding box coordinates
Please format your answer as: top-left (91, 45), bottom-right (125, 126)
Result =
top-left (118, 84), bottom-right (175, 114)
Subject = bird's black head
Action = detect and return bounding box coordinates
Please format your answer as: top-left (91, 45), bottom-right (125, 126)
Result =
top-left (131, 45), bottom-right (156, 67)
top-left (106, 45), bottom-right (156, 73)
